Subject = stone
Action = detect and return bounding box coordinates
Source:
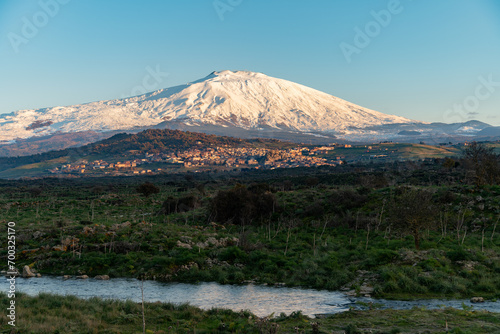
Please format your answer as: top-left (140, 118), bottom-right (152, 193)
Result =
top-left (176, 240), bottom-right (192, 249)
top-left (111, 221), bottom-right (131, 231)
top-left (76, 275), bottom-right (89, 279)
top-left (82, 226), bottom-right (96, 235)
top-left (62, 237), bottom-right (79, 247)
top-left (33, 231), bottom-right (44, 239)
top-left (95, 275), bottom-right (110, 280)
top-left (63, 275), bottom-right (71, 280)
top-left (22, 265), bottom-right (36, 278)
top-left (345, 290), bottom-right (356, 297)
top-left (36, 273), bottom-right (42, 278)
top-left (195, 241), bottom-right (208, 249)
top-left (359, 283), bottom-right (374, 295)
top-left (457, 261), bottom-right (479, 271)
top-left (179, 236), bottom-right (192, 243)
top-left (179, 262), bottom-right (199, 271)
top-left (470, 297), bottom-right (485, 303)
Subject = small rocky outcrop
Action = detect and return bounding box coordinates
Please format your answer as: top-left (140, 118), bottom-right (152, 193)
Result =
top-left (33, 231), bottom-right (45, 239)
top-left (95, 275), bottom-right (110, 280)
top-left (205, 258), bottom-right (231, 268)
top-left (22, 265), bottom-right (36, 278)
top-left (194, 236), bottom-right (240, 249)
top-left (52, 245), bottom-right (67, 252)
top-left (470, 297), bottom-right (485, 303)
top-left (457, 261), bottom-right (480, 271)
top-left (76, 275), bottom-right (89, 279)
top-left (179, 262), bottom-right (199, 271)
top-left (341, 270), bottom-right (378, 297)
top-left (82, 226), bottom-right (96, 235)
top-left (176, 240), bottom-right (192, 249)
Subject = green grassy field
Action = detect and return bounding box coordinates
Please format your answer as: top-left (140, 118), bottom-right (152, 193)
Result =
top-left (1, 162), bottom-right (499, 300)
top-left (322, 143), bottom-right (462, 163)
top-left (2, 292), bottom-right (499, 333)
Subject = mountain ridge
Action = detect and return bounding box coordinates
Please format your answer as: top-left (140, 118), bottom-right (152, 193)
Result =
top-left (1, 70), bottom-right (498, 156)
top-left (0, 70), bottom-right (417, 143)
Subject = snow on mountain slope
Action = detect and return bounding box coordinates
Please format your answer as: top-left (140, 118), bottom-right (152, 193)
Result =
top-left (0, 70), bottom-right (417, 142)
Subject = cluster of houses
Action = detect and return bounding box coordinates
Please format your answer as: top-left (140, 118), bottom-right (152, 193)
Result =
top-left (49, 145), bottom-right (343, 176)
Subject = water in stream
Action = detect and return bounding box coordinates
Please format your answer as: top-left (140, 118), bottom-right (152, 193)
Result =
top-left (2, 276), bottom-right (499, 317)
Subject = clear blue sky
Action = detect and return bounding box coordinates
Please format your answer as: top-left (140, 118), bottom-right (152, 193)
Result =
top-left (1, 0), bottom-right (499, 125)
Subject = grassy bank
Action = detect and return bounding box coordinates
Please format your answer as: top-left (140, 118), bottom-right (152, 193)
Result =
top-left (1, 292), bottom-right (499, 333)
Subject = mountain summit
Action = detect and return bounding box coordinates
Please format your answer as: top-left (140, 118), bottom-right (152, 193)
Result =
top-left (0, 70), bottom-right (416, 143)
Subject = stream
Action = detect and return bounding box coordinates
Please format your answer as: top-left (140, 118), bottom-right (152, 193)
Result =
top-left (2, 276), bottom-right (499, 317)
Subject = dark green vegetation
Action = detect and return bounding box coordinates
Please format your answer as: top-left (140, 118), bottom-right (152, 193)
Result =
top-left (1, 143), bottom-right (499, 302)
top-left (2, 293), bottom-right (499, 333)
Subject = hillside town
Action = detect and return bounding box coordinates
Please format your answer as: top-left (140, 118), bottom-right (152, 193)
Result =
top-left (49, 145), bottom-right (344, 176)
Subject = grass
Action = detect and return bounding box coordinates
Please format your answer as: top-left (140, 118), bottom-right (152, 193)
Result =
top-left (1, 293), bottom-right (499, 333)
top-left (0, 171), bottom-right (499, 300)
top-left (0, 160), bottom-right (499, 332)
top-left (322, 143), bottom-right (462, 163)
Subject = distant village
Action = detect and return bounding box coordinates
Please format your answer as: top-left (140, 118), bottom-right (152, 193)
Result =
top-left (48, 145), bottom-right (352, 176)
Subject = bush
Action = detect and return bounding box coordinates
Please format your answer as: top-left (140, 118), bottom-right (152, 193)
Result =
top-left (462, 142), bottom-right (500, 186)
top-left (364, 249), bottom-right (399, 268)
top-left (447, 248), bottom-right (471, 262)
top-left (218, 246), bottom-right (247, 262)
top-left (210, 184), bottom-right (277, 225)
top-left (328, 189), bottom-right (368, 214)
top-left (136, 182), bottom-right (160, 197)
top-left (161, 195), bottom-right (200, 214)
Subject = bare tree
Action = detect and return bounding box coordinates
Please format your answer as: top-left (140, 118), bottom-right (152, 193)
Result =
top-left (462, 142), bottom-right (500, 186)
top-left (388, 188), bottom-right (437, 250)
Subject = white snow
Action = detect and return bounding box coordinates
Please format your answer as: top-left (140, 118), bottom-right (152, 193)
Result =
top-left (0, 70), bottom-right (418, 141)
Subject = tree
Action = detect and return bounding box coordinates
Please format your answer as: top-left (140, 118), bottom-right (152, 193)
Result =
top-left (442, 157), bottom-right (458, 170)
top-left (210, 184), bottom-right (277, 225)
top-left (388, 188), bottom-right (437, 250)
top-left (27, 186), bottom-right (43, 198)
top-left (136, 182), bottom-right (160, 197)
top-left (161, 195), bottom-right (200, 214)
top-left (462, 142), bottom-right (500, 186)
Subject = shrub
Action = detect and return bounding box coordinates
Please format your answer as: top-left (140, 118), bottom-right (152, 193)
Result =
top-left (447, 248), bottom-right (471, 262)
top-left (462, 142), bottom-right (500, 186)
top-left (387, 188), bottom-right (437, 250)
top-left (161, 195), bottom-right (200, 214)
top-left (136, 182), bottom-right (160, 197)
top-left (210, 184), bottom-right (277, 225)
top-left (218, 246), bottom-right (247, 262)
top-left (328, 189), bottom-right (368, 214)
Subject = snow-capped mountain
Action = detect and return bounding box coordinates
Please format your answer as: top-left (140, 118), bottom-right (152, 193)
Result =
top-left (1, 70), bottom-right (497, 155)
top-left (0, 70), bottom-right (416, 143)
